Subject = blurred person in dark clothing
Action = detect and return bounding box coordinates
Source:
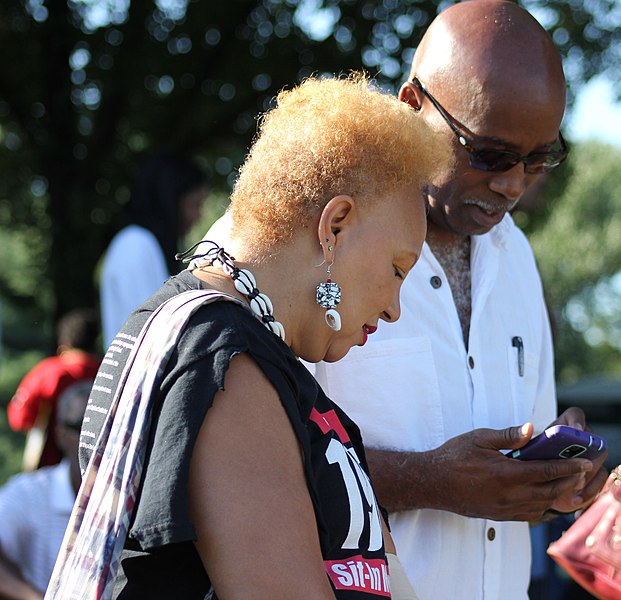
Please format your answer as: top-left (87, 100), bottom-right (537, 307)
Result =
top-left (100, 151), bottom-right (209, 348)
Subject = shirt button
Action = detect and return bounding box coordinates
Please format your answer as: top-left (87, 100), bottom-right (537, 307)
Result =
top-left (430, 276), bottom-right (442, 289)
top-left (468, 356), bottom-right (475, 369)
top-left (487, 527), bottom-right (496, 541)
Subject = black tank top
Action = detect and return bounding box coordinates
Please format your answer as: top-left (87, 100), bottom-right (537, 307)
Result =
top-left (80, 271), bottom-right (390, 599)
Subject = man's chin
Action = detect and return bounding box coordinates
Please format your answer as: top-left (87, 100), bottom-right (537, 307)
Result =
top-left (470, 205), bottom-right (507, 229)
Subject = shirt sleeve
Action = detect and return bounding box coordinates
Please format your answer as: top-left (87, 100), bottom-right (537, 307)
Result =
top-left (7, 363), bottom-right (48, 431)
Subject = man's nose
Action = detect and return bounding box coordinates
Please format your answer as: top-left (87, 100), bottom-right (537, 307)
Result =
top-left (487, 163), bottom-right (529, 203)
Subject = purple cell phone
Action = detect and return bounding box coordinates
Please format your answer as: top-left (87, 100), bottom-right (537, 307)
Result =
top-left (508, 425), bottom-right (607, 460)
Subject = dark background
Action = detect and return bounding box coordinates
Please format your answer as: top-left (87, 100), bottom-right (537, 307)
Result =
top-left (0, 0), bottom-right (619, 320)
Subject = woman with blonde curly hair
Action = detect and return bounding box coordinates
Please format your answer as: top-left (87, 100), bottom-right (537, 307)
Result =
top-left (47, 75), bottom-right (449, 600)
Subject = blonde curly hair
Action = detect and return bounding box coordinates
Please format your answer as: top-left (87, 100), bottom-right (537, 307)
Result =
top-left (229, 74), bottom-right (449, 255)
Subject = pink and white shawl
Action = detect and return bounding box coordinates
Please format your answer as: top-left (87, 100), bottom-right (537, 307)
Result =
top-left (45, 289), bottom-right (240, 600)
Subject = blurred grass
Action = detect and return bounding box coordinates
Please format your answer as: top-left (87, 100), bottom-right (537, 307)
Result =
top-left (0, 348), bottom-right (44, 485)
top-left (183, 190), bottom-right (229, 251)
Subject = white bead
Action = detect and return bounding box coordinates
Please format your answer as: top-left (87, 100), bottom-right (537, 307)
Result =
top-left (233, 271), bottom-right (255, 296)
top-left (251, 292), bottom-right (273, 315)
top-left (325, 309), bottom-right (341, 331)
top-left (238, 268), bottom-right (256, 288)
top-left (269, 320), bottom-right (286, 340)
top-left (234, 279), bottom-right (248, 295)
top-left (250, 294), bottom-right (272, 317)
top-left (213, 249), bottom-right (287, 341)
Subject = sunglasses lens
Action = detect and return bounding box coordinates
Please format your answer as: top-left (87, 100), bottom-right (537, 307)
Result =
top-left (470, 150), bottom-right (568, 174)
top-left (469, 151), bottom-right (519, 173)
top-left (63, 423), bottom-right (83, 433)
top-left (524, 153), bottom-right (567, 174)
top-left (524, 163), bottom-right (551, 174)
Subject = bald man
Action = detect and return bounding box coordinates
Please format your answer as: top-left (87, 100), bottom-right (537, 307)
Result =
top-left (313, 2), bottom-right (608, 598)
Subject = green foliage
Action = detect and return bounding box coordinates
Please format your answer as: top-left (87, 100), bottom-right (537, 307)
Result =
top-left (183, 191), bottom-right (230, 249)
top-left (0, 348), bottom-right (46, 485)
top-left (0, 225), bottom-right (51, 308)
top-left (527, 141), bottom-right (621, 383)
top-left (0, 0), bottom-right (618, 319)
top-left (0, 410), bottom-right (24, 486)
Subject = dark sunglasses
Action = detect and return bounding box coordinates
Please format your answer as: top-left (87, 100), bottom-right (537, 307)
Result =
top-left (62, 421), bottom-right (83, 433)
top-left (411, 77), bottom-right (569, 174)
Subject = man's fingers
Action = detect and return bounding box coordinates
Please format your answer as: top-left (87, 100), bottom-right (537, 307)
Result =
top-left (475, 423), bottom-right (533, 450)
top-left (526, 457), bottom-right (593, 483)
top-left (552, 407), bottom-right (586, 429)
top-left (578, 466), bottom-right (609, 503)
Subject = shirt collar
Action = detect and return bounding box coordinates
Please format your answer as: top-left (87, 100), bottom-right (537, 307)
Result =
top-left (487, 212), bottom-right (514, 248)
top-left (422, 212), bottom-right (514, 260)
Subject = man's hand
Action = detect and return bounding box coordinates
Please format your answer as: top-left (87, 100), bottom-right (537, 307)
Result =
top-left (0, 547), bottom-right (44, 600)
top-left (367, 423), bottom-right (593, 522)
top-left (547, 407), bottom-right (609, 512)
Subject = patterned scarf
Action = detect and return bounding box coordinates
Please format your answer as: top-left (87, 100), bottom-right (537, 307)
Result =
top-left (45, 290), bottom-right (241, 600)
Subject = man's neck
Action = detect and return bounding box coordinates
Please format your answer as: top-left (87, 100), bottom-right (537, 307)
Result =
top-left (426, 224), bottom-right (472, 347)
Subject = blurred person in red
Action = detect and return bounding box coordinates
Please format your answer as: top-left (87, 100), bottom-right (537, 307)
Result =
top-left (7, 308), bottom-right (101, 470)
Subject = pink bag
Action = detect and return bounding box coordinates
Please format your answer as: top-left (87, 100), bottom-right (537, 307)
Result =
top-left (547, 466), bottom-right (621, 600)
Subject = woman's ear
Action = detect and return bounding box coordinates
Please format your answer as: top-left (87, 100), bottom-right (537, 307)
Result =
top-left (316, 195), bottom-right (356, 255)
top-left (399, 81), bottom-right (423, 112)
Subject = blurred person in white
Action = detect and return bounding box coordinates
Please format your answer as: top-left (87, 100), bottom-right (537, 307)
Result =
top-left (0, 379), bottom-right (92, 600)
top-left (100, 151), bottom-right (209, 348)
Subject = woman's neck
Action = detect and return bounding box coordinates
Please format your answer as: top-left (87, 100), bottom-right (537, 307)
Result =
top-left (192, 253), bottom-right (303, 352)
top-left (195, 239), bottom-right (323, 359)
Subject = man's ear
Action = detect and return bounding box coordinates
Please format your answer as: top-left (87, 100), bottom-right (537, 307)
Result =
top-left (399, 81), bottom-right (423, 112)
top-left (316, 195), bottom-right (356, 255)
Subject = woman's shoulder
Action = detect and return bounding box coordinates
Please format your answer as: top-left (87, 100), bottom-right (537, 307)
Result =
top-left (179, 297), bottom-right (284, 363)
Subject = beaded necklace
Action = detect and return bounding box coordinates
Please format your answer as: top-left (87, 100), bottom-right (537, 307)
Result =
top-left (176, 241), bottom-right (286, 341)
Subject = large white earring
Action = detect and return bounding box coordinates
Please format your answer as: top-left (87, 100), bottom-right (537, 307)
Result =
top-left (315, 244), bottom-right (342, 332)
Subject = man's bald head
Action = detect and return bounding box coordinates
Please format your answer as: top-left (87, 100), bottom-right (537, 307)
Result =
top-left (399, 0), bottom-right (568, 240)
top-left (411, 0), bottom-right (565, 118)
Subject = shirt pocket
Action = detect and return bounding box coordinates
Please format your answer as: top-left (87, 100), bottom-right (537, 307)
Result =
top-left (506, 344), bottom-right (539, 424)
top-left (318, 337), bottom-right (444, 451)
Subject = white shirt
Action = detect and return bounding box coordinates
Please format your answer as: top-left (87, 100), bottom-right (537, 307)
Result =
top-left (100, 225), bottom-right (169, 348)
top-left (313, 215), bottom-right (556, 600)
top-left (0, 460), bottom-right (75, 594)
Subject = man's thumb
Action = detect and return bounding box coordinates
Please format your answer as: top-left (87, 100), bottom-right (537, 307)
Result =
top-left (483, 422), bottom-right (534, 450)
